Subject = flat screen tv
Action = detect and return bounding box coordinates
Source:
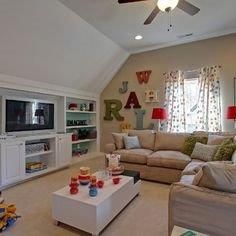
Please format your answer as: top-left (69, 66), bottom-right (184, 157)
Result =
top-left (6, 99), bottom-right (54, 132)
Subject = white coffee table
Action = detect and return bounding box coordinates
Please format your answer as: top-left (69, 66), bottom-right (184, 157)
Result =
top-left (52, 175), bottom-right (141, 236)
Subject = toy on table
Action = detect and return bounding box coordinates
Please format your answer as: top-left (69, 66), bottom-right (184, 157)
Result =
top-left (97, 180), bottom-right (104, 188)
top-left (0, 203), bottom-right (21, 232)
top-left (89, 176), bottom-right (98, 197)
top-left (69, 177), bottom-right (79, 194)
top-left (78, 167), bottom-right (90, 185)
top-left (112, 177), bottom-right (121, 185)
top-left (106, 154), bottom-right (124, 175)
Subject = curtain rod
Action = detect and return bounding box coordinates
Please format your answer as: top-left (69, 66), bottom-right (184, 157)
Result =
top-left (163, 65), bottom-right (222, 75)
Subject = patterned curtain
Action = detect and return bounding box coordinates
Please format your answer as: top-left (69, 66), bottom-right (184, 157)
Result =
top-left (195, 66), bottom-right (222, 132)
top-left (162, 71), bottom-right (186, 132)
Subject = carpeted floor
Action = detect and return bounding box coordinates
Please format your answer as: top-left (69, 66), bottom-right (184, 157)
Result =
top-left (2, 155), bottom-right (170, 236)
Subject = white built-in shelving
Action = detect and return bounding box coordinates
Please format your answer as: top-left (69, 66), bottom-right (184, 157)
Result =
top-left (25, 150), bottom-right (53, 158)
top-left (66, 110), bottom-right (96, 114)
top-left (0, 133), bottom-right (72, 189)
top-left (0, 86), bottom-right (100, 189)
top-left (65, 96), bottom-right (98, 158)
top-left (66, 125), bottom-right (96, 129)
top-left (25, 166), bottom-right (57, 179)
top-left (71, 139), bottom-right (96, 145)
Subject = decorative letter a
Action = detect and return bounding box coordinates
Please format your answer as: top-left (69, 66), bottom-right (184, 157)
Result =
top-left (124, 92), bottom-right (141, 109)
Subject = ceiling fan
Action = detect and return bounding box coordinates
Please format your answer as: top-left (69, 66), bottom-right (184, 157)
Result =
top-left (118, 0), bottom-right (200, 25)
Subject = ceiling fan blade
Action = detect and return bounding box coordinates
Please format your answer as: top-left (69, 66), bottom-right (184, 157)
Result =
top-left (118, 0), bottom-right (148, 3)
top-left (177, 0), bottom-right (200, 16)
top-left (144, 6), bottom-right (160, 25)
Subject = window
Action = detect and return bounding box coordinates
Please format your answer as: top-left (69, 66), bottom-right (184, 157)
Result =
top-left (184, 72), bottom-right (199, 133)
top-left (163, 66), bottom-right (222, 133)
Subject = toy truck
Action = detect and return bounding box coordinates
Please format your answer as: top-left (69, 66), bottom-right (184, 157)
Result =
top-left (0, 204), bottom-right (20, 232)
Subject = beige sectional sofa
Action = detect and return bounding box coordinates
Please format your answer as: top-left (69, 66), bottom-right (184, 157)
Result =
top-left (169, 159), bottom-right (236, 236)
top-left (105, 130), bottom-right (197, 183)
top-left (106, 130), bottom-right (236, 236)
top-left (169, 182), bottom-right (236, 236)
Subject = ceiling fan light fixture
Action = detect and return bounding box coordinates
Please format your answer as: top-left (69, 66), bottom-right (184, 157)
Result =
top-left (135, 35), bottom-right (143, 40)
top-left (157, 0), bottom-right (179, 12)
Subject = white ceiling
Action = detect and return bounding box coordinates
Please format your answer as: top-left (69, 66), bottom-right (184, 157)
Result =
top-left (0, 0), bottom-right (128, 94)
top-left (59, 0), bottom-right (236, 53)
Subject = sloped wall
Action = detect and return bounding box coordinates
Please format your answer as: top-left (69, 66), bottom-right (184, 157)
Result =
top-left (100, 34), bottom-right (236, 150)
top-left (0, 0), bottom-right (129, 95)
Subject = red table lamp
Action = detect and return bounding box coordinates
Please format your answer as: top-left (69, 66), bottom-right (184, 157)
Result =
top-left (152, 108), bottom-right (168, 131)
top-left (227, 106), bottom-right (236, 128)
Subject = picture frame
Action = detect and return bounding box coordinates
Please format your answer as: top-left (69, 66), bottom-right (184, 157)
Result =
top-left (145, 90), bottom-right (159, 103)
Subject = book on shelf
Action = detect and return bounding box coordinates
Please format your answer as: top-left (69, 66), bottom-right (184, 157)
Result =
top-left (26, 162), bottom-right (47, 173)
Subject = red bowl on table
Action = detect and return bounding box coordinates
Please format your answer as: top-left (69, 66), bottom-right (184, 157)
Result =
top-left (97, 180), bottom-right (104, 188)
top-left (78, 175), bottom-right (90, 185)
top-left (112, 177), bottom-right (121, 185)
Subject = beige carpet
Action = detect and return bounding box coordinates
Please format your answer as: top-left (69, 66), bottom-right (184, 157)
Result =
top-left (3, 155), bottom-right (170, 236)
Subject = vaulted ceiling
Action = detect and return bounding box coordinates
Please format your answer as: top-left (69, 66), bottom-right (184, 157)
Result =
top-left (0, 0), bottom-right (235, 94)
top-left (0, 0), bottom-right (128, 94)
top-left (59, 0), bottom-right (236, 53)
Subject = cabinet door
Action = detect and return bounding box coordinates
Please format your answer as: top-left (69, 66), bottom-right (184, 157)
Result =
top-left (57, 135), bottom-right (72, 167)
top-left (1, 141), bottom-right (25, 185)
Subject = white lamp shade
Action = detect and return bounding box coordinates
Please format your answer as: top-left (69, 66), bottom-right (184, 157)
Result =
top-left (157, 0), bottom-right (179, 12)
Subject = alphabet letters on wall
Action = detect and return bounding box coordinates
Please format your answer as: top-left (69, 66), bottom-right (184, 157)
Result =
top-left (124, 92), bottom-right (141, 109)
top-left (136, 70), bottom-right (152, 84)
top-left (104, 100), bottom-right (124, 121)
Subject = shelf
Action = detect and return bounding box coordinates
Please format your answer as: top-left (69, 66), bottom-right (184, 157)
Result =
top-left (25, 150), bottom-right (53, 158)
top-left (25, 166), bottom-right (57, 179)
top-left (66, 110), bottom-right (96, 114)
top-left (72, 139), bottom-right (96, 144)
top-left (66, 125), bottom-right (96, 129)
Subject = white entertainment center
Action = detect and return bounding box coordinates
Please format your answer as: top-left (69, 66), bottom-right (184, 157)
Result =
top-left (0, 82), bottom-right (99, 189)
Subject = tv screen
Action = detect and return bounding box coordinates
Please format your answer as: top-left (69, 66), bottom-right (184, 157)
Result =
top-left (6, 99), bottom-right (54, 132)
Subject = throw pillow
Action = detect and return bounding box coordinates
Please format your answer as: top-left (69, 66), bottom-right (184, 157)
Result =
top-left (213, 139), bottom-right (236, 161)
top-left (207, 134), bottom-right (233, 145)
top-left (197, 162), bottom-right (236, 193)
top-left (191, 142), bottom-right (219, 162)
top-left (124, 136), bottom-right (140, 149)
top-left (112, 133), bottom-right (127, 150)
top-left (183, 135), bottom-right (208, 156)
top-left (232, 150), bottom-right (236, 164)
top-left (128, 130), bottom-right (155, 150)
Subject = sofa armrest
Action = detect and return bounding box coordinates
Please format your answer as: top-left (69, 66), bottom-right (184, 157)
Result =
top-left (104, 143), bottom-right (116, 154)
top-left (169, 183), bottom-right (236, 236)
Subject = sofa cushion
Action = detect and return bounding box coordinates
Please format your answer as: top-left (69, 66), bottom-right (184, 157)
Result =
top-left (128, 130), bottom-right (155, 150)
top-left (207, 134), bottom-right (233, 145)
top-left (112, 133), bottom-right (127, 149)
top-left (232, 150), bottom-right (236, 164)
top-left (147, 151), bottom-right (191, 170)
top-left (198, 162), bottom-right (236, 193)
top-left (182, 135), bottom-right (208, 156)
top-left (180, 174), bottom-right (196, 185)
top-left (154, 132), bottom-right (188, 152)
top-left (213, 138), bottom-right (236, 161)
top-left (113, 149), bottom-right (153, 164)
top-left (182, 159), bottom-right (205, 176)
top-left (191, 142), bottom-right (219, 162)
top-left (124, 136), bottom-right (140, 149)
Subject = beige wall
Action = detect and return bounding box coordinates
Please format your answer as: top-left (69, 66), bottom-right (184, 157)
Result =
top-left (100, 34), bottom-right (236, 150)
